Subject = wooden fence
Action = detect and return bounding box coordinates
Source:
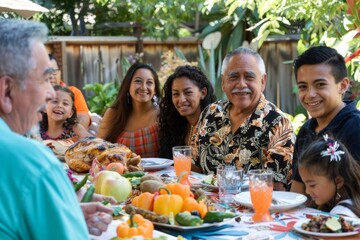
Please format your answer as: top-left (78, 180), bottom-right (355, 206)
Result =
top-left (46, 35), bottom-right (300, 115)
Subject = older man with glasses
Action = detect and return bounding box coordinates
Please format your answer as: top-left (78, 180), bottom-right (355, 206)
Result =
top-left (0, 19), bottom-right (113, 239)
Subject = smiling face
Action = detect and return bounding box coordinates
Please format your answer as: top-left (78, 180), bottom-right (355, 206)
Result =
top-left (9, 41), bottom-right (55, 134)
top-left (221, 53), bottom-right (266, 113)
top-left (129, 68), bottom-right (156, 104)
top-left (46, 90), bottom-right (74, 122)
top-left (296, 63), bottom-right (349, 125)
top-left (299, 167), bottom-right (338, 206)
top-left (171, 76), bottom-right (207, 122)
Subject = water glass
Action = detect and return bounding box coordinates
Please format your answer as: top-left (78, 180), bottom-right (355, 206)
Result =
top-left (248, 169), bottom-right (273, 222)
top-left (217, 165), bottom-right (244, 203)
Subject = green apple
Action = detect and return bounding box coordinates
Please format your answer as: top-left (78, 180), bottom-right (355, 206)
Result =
top-left (101, 175), bottom-right (132, 203)
top-left (93, 170), bottom-right (120, 194)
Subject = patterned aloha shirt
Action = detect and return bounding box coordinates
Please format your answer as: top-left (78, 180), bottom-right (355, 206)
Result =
top-left (193, 94), bottom-right (295, 185)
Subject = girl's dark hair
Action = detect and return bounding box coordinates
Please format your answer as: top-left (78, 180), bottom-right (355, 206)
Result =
top-left (40, 85), bottom-right (77, 131)
top-left (299, 135), bottom-right (360, 216)
top-left (293, 46), bottom-right (347, 83)
top-left (158, 65), bottom-right (217, 158)
top-left (103, 62), bottom-right (161, 143)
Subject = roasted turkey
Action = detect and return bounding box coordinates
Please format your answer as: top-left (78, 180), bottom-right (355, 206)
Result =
top-left (64, 137), bottom-right (142, 173)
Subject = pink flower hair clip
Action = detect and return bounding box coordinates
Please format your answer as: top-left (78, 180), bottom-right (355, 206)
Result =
top-left (320, 134), bottom-right (345, 162)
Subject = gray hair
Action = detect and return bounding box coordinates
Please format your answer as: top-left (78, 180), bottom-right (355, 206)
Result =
top-left (0, 19), bottom-right (48, 87)
top-left (221, 47), bottom-right (266, 75)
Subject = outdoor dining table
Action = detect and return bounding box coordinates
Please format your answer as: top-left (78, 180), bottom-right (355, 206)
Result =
top-left (74, 164), bottom-right (360, 240)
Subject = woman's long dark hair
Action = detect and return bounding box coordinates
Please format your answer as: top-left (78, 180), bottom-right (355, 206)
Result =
top-left (158, 65), bottom-right (216, 158)
top-left (40, 85), bottom-right (77, 131)
top-left (299, 135), bottom-right (360, 217)
top-left (104, 62), bottom-right (160, 143)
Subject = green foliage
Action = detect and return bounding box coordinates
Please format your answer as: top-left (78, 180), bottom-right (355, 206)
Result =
top-left (197, 44), bottom-right (224, 100)
top-left (83, 82), bottom-right (118, 115)
top-left (37, 0), bottom-right (203, 39)
top-left (200, 0), bottom-right (360, 101)
top-left (285, 113), bottom-right (307, 135)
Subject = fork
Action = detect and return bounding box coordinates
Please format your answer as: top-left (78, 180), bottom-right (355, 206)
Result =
top-left (271, 197), bottom-right (291, 205)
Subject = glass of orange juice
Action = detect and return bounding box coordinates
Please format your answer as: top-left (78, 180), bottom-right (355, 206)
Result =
top-left (172, 146), bottom-right (192, 178)
top-left (248, 169), bottom-right (273, 222)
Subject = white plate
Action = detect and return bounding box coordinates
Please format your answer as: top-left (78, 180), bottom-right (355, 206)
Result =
top-left (293, 220), bottom-right (358, 237)
top-left (153, 216), bottom-right (236, 231)
top-left (234, 191), bottom-right (307, 211)
top-left (141, 158), bottom-right (173, 171)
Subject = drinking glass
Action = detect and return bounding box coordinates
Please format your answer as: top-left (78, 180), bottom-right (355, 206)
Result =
top-left (217, 165), bottom-right (243, 203)
top-left (172, 146), bottom-right (192, 178)
top-left (248, 169), bottom-right (273, 222)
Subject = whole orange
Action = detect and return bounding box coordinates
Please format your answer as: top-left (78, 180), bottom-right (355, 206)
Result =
top-left (106, 162), bottom-right (124, 175)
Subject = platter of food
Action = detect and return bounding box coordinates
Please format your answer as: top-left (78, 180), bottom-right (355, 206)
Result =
top-left (234, 191), bottom-right (307, 211)
top-left (90, 219), bottom-right (178, 240)
top-left (293, 215), bottom-right (358, 237)
top-left (153, 215), bottom-right (238, 231)
top-left (141, 158), bottom-right (173, 171)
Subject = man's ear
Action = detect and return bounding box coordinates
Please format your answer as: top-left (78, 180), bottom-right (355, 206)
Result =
top-left (261, 74), bottom-right (267, 92)
top-left (221, 75), bottom-right (225, 92)
top-left (0, 76), bottom-right (14, 114)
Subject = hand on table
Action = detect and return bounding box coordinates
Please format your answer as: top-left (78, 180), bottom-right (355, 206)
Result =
top-left (81, 202), bottom-right (114, 236)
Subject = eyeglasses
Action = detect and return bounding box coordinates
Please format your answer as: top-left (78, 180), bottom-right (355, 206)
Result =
top-left (50, 69), bottom-right (61, 75)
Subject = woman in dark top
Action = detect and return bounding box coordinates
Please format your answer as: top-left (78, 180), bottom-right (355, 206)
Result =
top-left (158, 65), bottom-right (216, 159)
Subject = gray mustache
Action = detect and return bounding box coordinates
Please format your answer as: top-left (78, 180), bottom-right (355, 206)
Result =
top-left (231, 88), bottom-right (251, 94)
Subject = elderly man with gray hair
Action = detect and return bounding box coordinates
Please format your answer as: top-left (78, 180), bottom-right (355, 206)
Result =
top-left (193, 47), bottom-right (295, 191)
top-left (0, 19), bottom-right (112, 239)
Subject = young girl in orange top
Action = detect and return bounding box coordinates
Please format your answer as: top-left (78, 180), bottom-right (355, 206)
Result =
top-left (299, 134), bottom-right (360, 218)
top-left (40, 85), bottom-right (91, 141)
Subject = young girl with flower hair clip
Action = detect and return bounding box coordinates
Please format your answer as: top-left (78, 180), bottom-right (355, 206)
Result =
top-left (299, 134), bottom-right (360, 218)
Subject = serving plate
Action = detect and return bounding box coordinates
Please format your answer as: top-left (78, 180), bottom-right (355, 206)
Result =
top-left (234, 191), bottom-right (307, 211)
top-left (141, 158), bottom-right (173, 171)
top-left (293, 220), bottom-right (358, 237)
top-left (90, 219), bottom-right (177, 240)
top-left (153, 216), bottom-right (236, 231)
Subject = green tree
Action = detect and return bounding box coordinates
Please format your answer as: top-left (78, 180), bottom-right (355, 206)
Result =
top-left (37, 0), bottom-right (204, 39)
top-left (199, 0), bottom-right (360, 99)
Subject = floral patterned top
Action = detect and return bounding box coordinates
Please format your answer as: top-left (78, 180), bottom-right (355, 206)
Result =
top-left (193, 94), bottom-right (295, 185)
top-left (40, 126), bottom-right (76, 140)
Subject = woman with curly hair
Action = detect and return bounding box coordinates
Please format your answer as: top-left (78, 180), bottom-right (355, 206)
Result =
top-left (97, 62), bottom-right (161, 157)
top-left (158, 65), bottom-right (216, 160)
